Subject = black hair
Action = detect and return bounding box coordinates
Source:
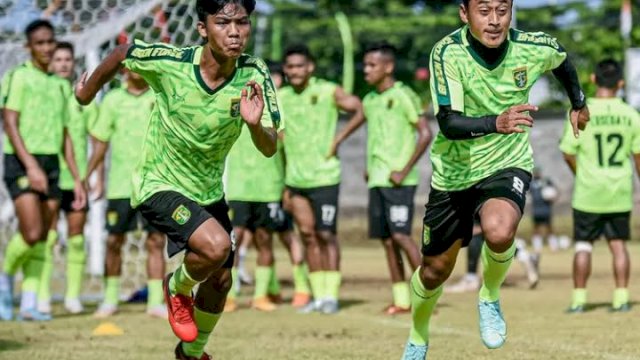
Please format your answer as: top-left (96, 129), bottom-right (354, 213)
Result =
top-left (266, 60), bottom-right (284, 78)
top-left (283, 44), bottom-right (314, 63)
top-left (54, 41), bottom-right (74, 57)
top-left (462, 0), bottom-right (513, 7)
top-left (24, 19), bottom-right (54, 41)
top-left (364, 42), bottom-right (397, 62)
top-left (196, 0), bottom-right (256, 22)
top-left (595, 59), bottom-right (623, 89)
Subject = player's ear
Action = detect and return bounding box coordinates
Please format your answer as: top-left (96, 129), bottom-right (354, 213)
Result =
top-left (459, 4), bottom-right (469, 24)
top-left (197, 20), bottom-right (208, 39)
top-left (618, 79), bottom-right (625, 90)
top-left (590, 73), bottom-right (596, 85)
top-left (308, 61), bottom-right (315, 74)
top-left (385, 61), bottom-right (394, 76)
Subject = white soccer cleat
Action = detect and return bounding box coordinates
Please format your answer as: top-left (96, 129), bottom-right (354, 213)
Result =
top-left (64, 298), bottom-right (85, 314)
top-left (93, 303), bottom-right (118, 318)
top-left (147, 304), bottom-right (168, 319)
top-left (444, 275), bottom-right (480, 294)
top-left (37, 299), bottom-right (52, 315)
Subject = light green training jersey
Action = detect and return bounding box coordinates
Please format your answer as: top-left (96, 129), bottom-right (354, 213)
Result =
top-left (279, 77), bottom-right (340, 188)
top-left (60, 96), bottom-right (98, 190)
top-left (90, 87), bottom-right (154, 199)
top-left (560, 98), bottom-right (640, 213)
top-left (1, 61), bottom-right (70, 155)
top-left (364, 81), bottom-right (421, 188)
top-left (429, 26), bottom-right (567, 191)
top-left (122, 41), bottom-right (280, 207)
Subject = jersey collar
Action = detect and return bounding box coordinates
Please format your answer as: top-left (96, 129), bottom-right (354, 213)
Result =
top-left (461, 25), bottom-right (512, 71)
top-left (192, 46), bottom-right (238, 95)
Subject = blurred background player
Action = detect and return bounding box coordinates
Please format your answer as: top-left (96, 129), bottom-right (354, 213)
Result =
top-left (280, 44), bottom-right (364, 314)
top-left (560, 59), bottom-right (639, 313)
top-left (445, 223), bottom-right (484, 293)
top-left (85, 69), bottom-right (167, 319)
top-left (529, 167), bottom-right (560, 254)
top-left (361, 42), bottom-right (431, 315)
top-left (0, 19), bottom-right (86, 321)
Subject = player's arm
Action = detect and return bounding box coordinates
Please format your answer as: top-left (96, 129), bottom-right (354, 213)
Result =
top-left (328, 87), bottom-right (365, 158)
top-left (75, 44), bottom-right (130, 105)
top-left (241, 81), bottom-right (277, 157)
top-left (62, 128), bottom-right (87, 210)
top-left (563, 153), bottom-right (577, 175)
top-left (86, 137), bottom-right (109, 182)
top-left (391, 115), bottom-right (432, 186)
top-left (551, 57), bottom-right (589, 136)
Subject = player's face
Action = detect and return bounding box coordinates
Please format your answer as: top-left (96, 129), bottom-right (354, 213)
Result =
top-left (461, 0), bottom-right (512, 48)
top-left (51, 48), bottom-right (74, 80)
top-left (284, 54), bottom-right (313, 87)
top-left (125, 69), bottom-right (148, 88)
top-left (27, 27), bottom-right (56, 67)
top-left (198, 4), bottom-right (251, 60)
top-left (363, 52), bottom-right (392, 86)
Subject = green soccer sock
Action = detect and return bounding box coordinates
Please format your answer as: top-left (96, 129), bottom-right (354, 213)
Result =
top-left (22, 242), bottom-right (45, 293)
top-left (2, 233), bottom-right (32, 275)
top-left (479, 242), bottom-right (516, 302)
top-left (408, 269), bottom-right (442, 346)
top-left (65, 234), bottom-right (86, 300)
top-left (169, 263), bottom-right (199, 297)
top-left (254, 266), bottom-right (272, 299)
top-left (324, 271), bottom-right (341, 300)
top-left (267, 264), bottom-right (281, 295)
top-left (228, 267), bottom-right (239, 300)
top-left (103, 276), bottom-right (120, 306)
top-left (181, 307), bottom-right (222, 358)
top-left (308, 271), bottom-right (325, 300)
top-left (613, 288), bottom-right (629, 308)
top-left (147, 279), bottom-right (164, 308)
top-left (38, 230), bottom-right (58, 303)
top-left (393, 282), bottom-right (411, 309)
top-left (571, 288), bottom-right (587, 308)
top-left (292, 264), bottom-right (310, 295)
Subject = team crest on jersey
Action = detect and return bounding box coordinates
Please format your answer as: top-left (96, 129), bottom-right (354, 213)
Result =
top-left (230, 98), bottom-right (241, 117)
top-left (172, 205), bottom-right (191, 225)
top-left (387, 99), bottom-right (394, 109)
top-left (422, 225), bottom-right (431, 247)
top-left (107, 211), bottom-right (118, 226)
top-left (17, 176), bottom-right (29, 190)
top-left (513, 67), bottom-right (528, 89)
top-left (310, 95), bottom-right (318, 105)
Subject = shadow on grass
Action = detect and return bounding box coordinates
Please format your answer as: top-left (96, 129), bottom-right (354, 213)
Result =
top-left (582, 301), bottom-right (638, 312)
top-left (0, 339), bottom-right (25, 352)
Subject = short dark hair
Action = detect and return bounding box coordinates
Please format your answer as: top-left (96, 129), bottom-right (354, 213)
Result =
top-left (595, 59), bottom-right (623, 89)
top-left (462, 0), bottom-right (513, 7)
top-left (266, 60), bottom-right (284, 78)
top-left (54, 41), bottom-right (74, 57)
top-left (196, 0), bottom-right (256, 22)
top-left (24, 19), bottom-right (54, 41)
top-left (283, 44), bottom-right (314, 63)
top-left (364, 42), bottom-right (397, 62)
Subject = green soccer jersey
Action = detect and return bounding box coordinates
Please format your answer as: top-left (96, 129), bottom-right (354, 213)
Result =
top-left (1, 61), bottom-right (70, 155)
top-left (560, 98), bottom-right (640, 213)
top-left (122, 41), bottom-right (280, 207)
top-left (225, 122), bottom-right (285, 202)
top-left (59, 95), bottom-right (99, 191)
top-left (429, 26), bottom-right (567, 191)
top-left (364, 81), bottom-right (421, 188)
top-left (279, 77), bottom-right (340, 188)
top-left (90, 87), bottom-right (154, 200)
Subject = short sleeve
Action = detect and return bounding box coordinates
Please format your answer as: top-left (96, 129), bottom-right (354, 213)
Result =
top-left (542, 35), bottom-right (568, 72)
top-left (559, 116), bottom-right (579, 155)
top-left (90, 94), bottom-right (116, 142)
top-left (399, 87), bottom-right (421, 125)
top-left (631, 111), bottom-right (640, 154)
top-left (84, 101), bottom-right (100, 131)
top-left (122, 40), bottom-right (175, 91)
top-left (429, 45), bottom-right (464, 113)
top-left (1, 68), bottom-right (25, 112)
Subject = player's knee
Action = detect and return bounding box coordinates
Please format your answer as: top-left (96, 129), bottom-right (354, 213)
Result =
top-left (145, 233), bottom-right (165, 252)
top-left (298, 226), bottom-right (316, 243)
top-left (575, 241), bottom-right (593, 254)
top-left (106, 235), bottom-right (125, 253)
top-left (420, 264), bottom-right (449, 289)
top-left (382, 238), bottom-right (394, 251)
top-left (22, 226), bottom-right (44, 245)
top-left (200, 232), bottom-right (232, 265)
top-left (317, 230), bottom-right (335, 244)
top-left (483, 225), bottom-right (516, 245)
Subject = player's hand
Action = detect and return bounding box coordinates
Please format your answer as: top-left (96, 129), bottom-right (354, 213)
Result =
top-left (240, 81), bottom-right (265, 127)
top-left (389, 171), bottom-right (406, 187)
top-left (327, 139), bottom-right (339, 159)
top-left (570, 105), bottom-right (590, 138)
top-left (74, 72), bottom-right (91, 105)
top-left (71, 179), bottom-right (87, 211)
top-left (496, 104), bottom-right (538, 134)
top-left (26, 165), bottom-right (48, 194)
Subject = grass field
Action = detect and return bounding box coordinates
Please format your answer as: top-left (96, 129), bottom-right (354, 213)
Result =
top-left (1, 221), bottom-right (640, 360)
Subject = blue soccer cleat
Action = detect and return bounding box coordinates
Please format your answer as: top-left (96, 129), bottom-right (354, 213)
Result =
top-left (401, 342), bottom-right (428, 360)
top-left (0, 274), bottom-right (14, 321)
top-left (16, 308), bottom-right (52, 322)
top-left (478, 300), bottom-right (507, 349)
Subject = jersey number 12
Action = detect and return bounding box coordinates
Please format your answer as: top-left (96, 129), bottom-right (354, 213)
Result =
top-left (595, 133), bottom-right (623, 167)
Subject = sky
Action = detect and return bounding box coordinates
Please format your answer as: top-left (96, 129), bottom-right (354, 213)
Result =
top-left (516, 0), bottom-right (603, 8)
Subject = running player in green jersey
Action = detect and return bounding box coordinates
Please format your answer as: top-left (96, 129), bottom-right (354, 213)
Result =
top-left (280, 44), bottom-right (364, 315)
top-left (560, 59), bottom-right (639, 313)
top-left (85, 69), bottom-right (167, 319)
top-left (38, 42), bottom-right (98, 316)
top-left (75, 1), bottom-right (279, 358)
top-left (402, 1), bottom-right (590, 358)
top-left (362, 43), bottom-right (431, 315)
top-left (0, 20), bottom-right (86, 321)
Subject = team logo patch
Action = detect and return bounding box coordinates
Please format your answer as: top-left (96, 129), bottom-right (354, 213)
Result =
top-left (230, 98), bottom-right (240, 117)
top-left (513, 67), bottom-right (528, 89)
top-left (422, 225), bottom-right (431, 247)
top-left (107, 211), bottom-right (118, 226)
top-left (310, 95), bottom-right (318, 105)
top-left (387, 99), bottom-right (394, 109)
top-left (17, 176), bottom-right (29, 190)
top-left (172, 204), bottom-right (191, 225)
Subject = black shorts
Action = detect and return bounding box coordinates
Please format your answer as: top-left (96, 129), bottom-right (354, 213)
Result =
top-left (421, 168), bottom-right (531, 256)
top-left (369, 186), bottom-right (416, 239)
top-left (533, 215), bottom-right (551, 226)
top-left (573, 209), bottom-right (630, 242)
top-left (60, 189), bottom-right (89, 213)
top-left (106, 198), bottom-right (158, 235)
top-left (138, 191), bottom-right (234, 266)
top-left (287, 184), bottom-right (339, 234)
top-left (229, 200), bottom-right (284, 232)
top-left (276, 210), bottom-right (295, 233)
top-left (3, 154), bottom-right (61, 200)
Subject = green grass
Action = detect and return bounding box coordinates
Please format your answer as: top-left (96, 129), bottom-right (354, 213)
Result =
top-left (1, 233), bottom-right (639, 359)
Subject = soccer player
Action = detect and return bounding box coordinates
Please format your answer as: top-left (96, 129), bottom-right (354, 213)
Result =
top-left (75, 0), bottom-right (279, 358)
top-left (280, 44), bottom-right (364, 314)
top-left (362, 43), bottom-right (431, 315)
top-left (39, 41), bottom-right (99, 315)
top-left (0, 19), bottom-right (86, 321)
top-left (85, 69), bottom-right (167, 319)
top-left (401, 0), bottom-right (589, 357)
top-left (560, 59), bottom-right (638, 313)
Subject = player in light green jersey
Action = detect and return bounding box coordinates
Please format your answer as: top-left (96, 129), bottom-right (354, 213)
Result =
top-left (0, 20), bottom-right (86, 322)
top-left (362, 42), bottom-right (431, 315)
top-left (560, 59), bottom-right (640, 313)
top-left (75, 1), bottom-right (279, 358)
top-left (280, 44), bottom-right (365, 314)
top-left (402, 1), bottom-right (590, 358)
top-left (85, 69), bottom-right (167, 319)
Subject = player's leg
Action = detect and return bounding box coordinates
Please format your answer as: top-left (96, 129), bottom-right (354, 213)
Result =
top-left (446, 224), bottom-right (483, 293)
top-left (252, 225), bottom-right (277, 311)
top-left (277, 224), bottom-right (310, 307)
top-left (63, 207), bottom-right (87, 314)
top-left (569, 209), bottom-right (601, 313)
top-left (36, 198), bottom-right (61, 315)
top-left (382, 238), bottom-right (411, 315)
top-left (604, 212), bottom-right (631, 312)
top-left (145, 228), bottom-right (167, 318)
top-left (227, 201), bottom-right (252, 311)
top-left (311, 185), bottom-right (340, 314)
